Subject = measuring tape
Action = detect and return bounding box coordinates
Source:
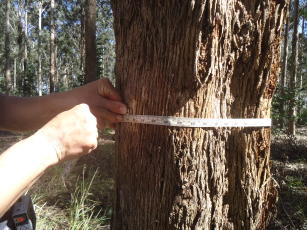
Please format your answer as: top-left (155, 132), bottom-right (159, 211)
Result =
top-left (122, 115), bottom-right (271, 128)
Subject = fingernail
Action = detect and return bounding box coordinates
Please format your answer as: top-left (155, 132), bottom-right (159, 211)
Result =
top-left (117, 115), bottom-right (123, 121)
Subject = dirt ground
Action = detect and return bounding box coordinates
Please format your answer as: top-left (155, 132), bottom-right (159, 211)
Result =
top-left (0, 127), bottom-right (306, 229)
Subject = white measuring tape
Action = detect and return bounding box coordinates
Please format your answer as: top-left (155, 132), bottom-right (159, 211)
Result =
top-left (122, 115), bottom-right (271, 128)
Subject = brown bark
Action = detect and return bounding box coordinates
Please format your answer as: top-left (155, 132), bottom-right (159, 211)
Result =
top-left (85, 0), bottom-right (97, 83)
top-left (288, 0), bottom-right (299, 135)
top-left (4, 0), bottom-right (12, 94)
top-left (112, 1), bottom-right (287, 229)
top-left (49, 0), bottom-right (57, 93)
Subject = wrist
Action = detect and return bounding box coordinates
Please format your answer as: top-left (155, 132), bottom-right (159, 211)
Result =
top-left (29, 131), bottom-right (60, 168)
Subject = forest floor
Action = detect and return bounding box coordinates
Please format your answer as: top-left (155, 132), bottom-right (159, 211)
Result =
top-left (0, 127), bottom-right (306, 230)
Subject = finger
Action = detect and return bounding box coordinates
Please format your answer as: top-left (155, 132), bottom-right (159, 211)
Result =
top-left (94, 108), bottom-right (123, 123)
top-left (100, 97), bottom-right (127, 114)
top-left (98, 78), bottom-right (122, 101)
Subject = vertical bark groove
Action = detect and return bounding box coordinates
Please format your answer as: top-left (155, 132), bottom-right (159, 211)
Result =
top-left (112, 1), bottom-right (287, 229)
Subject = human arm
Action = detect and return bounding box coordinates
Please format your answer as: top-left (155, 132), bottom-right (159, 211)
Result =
top-left (0, 104), bottom-right (99, 217)
top-left (0, 78), bottom-right (127, 131)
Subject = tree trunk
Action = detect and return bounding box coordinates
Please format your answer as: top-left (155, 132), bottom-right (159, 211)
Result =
top-left (23, 0), bottom-right (28, 94)
top-left (13, 58), bottom-right (16, 91)
top-left (279, 2), bottom-right (290, 129)
top-left (297, 17), bottom-right (305, 124)
top-left (288, 0), bottom-right (299, 135)
top-left (38, 3), bottom-right (43, 96)
top-left (80, 1), bottom-right (86, 80)
top-left (85, 0), bottom-right (97, 83)
top-left (112, 1), bottom-right (287, 229)
top-left (50, 0), bottom-right (57, 93)
top-left (4, 0), bottom-right (12, 94)
top-left (17, 1), bottom-right (23, 92)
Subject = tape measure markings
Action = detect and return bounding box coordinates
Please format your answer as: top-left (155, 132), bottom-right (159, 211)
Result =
top-left (122, 115), bottom-right (271, 128)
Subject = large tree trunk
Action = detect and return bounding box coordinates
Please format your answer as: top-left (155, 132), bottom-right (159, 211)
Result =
top-left (49, 0), bottom-right (57, 93)
top-left (288, 0), bottom-right (299, 135)
top-left (85, 0), bottom-right (97, 83)
top-left (4, 0), bottom-right (12, 94)
top-left (112, 1), bottom-right (287, 229)
top-left (279, 2), bottom-right (290, 129)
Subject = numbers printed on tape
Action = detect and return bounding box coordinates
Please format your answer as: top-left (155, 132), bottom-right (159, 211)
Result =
top-left (122, 115), bottom-right (271, 128)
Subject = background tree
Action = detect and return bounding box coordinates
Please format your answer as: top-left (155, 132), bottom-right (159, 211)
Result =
top-left (112, 1), bottom-right (287, 229)
top-left (278, 1), bottom-right (291, 128)
top-left (85, 0), bottom-right (97, 83)
top-left (0, 0), bottom-right (115, 95)
top-left (49, 0), bottom-right (57, 92)
top-left (288, 0), bottom-right (299, 135)
top-left (4, 0), bottom-right (12, 93)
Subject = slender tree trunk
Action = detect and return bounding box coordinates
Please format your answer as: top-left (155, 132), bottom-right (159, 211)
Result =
top-left (4, 0), bottom-right (12, 94)
top-left (279, 3), bottom-right (290, 129)
top-left (288, 0), bottom-right (299, 135)
top-left (50, 0), bottom-right (57, 93)
top-left (23, 0), bottom-right (28, 94)
top-left (17, 1), bottom-right (23, 91)
top-left (297, 17), bottom-right (305, 124)
top-left (112, 1), bottom-right (287, 229)
top-left (13, 58), bottom-right (16, 90)
top-left (80, 1), bottom-right (86, 80)
top-left (85, 0), bottom-right (97, 83)
top-left (38, 3), bottom-right (43, 96)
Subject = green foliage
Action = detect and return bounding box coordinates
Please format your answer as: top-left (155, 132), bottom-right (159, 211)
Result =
top-left (285, 175), bottom-right (305, 188)
top-left (0, 0), bottom-right (115, 96)
top-left (298, 108), bottom-right (307, 124)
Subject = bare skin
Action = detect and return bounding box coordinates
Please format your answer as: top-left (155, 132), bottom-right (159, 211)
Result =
top-left (0, 78), bottom-right (127, 131)
top-left (0, 78), bottom-right (127, 217)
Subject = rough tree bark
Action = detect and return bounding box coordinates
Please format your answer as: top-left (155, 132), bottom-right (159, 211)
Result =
top-left (4, 0), bottom-right (12, 93)
top-left (112, 1), bottom-right (287, 229)
top-left (288, 0), bottom-right (299, 135)
top-left (279, 2), bottom-right (290, 129)
top-left (49, 0), bottom-right (57, 93)
top-left (85, 0), bottom-right (97, 83)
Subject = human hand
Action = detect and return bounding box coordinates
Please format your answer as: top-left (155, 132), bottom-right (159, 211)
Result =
top-left (72, 78), bottom-right (127, 129)
top-left (36, 104), bottom-right (98, 164)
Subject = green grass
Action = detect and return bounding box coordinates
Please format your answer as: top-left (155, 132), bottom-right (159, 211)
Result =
top-left (68, 167), bottom-right (108, 230)
top-left (285, 175), bottom-right (305, 188)
top-left (31, 164), bottom-right (111, 230)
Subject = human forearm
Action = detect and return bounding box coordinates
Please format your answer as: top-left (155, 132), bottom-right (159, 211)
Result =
top-left (0, 132), bottom-right (57, 217)
top-left (0, 104), bottom-right (100, 217)
top-left (0, 91), bottom-right (78, 131)
top-left (0, 79), bottom-right (127, 132)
